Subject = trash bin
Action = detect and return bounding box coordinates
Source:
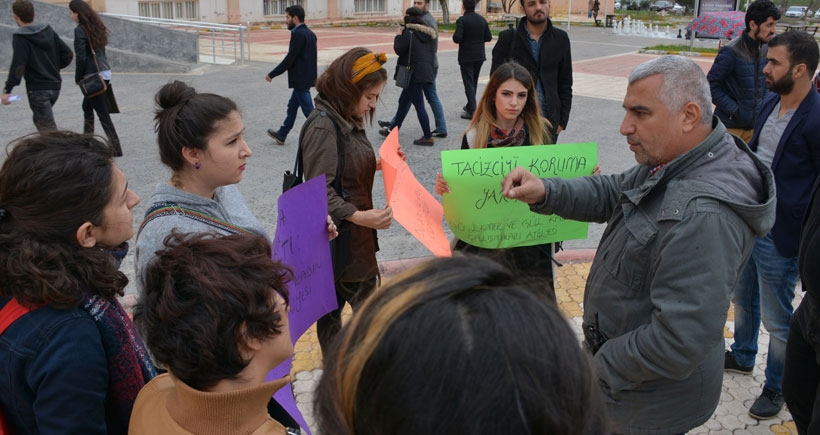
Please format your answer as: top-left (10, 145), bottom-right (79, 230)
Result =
top-left (605, 14), bottom-right (615, 27)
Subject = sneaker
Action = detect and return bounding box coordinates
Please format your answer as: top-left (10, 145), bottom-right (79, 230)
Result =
top-left (267, 128), bottom-right (285, 145)
top-left (724, 350), bottom-right (753, 375)
top-left (432, 130), bottom-right (448, 138)
top-left (748, 386), bottom-right (784, 419)
top-left (378, 126), bottom-right (392, 137)
top-left (413, 137), bottom-right (434, 146)
top-left (377, 120), bottom-right (392, 129)
top-left (460, 111), bottom-right (473, 120)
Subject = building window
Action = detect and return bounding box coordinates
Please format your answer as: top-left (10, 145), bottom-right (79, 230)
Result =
top-left (263, 0), bottom-right (302, 15)
top-left (138, 0), bottom-right (199, 19)
top-left (354, 0), bottom-right (385, 13)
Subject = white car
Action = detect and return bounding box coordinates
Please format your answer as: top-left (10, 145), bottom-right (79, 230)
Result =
top-left (614, 1), bottom-right (622, 9)
top-left (783, 6), bottom-right (807, 17)
top-left (672, 3), bottom-right (685, 13)
top-left (815, 8), bottom-right (820, 17)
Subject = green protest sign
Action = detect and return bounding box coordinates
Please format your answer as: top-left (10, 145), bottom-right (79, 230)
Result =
top-left (440, 143), bottom-right (598, 249)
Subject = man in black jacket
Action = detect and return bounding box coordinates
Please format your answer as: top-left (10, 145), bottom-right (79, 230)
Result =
top-left (453, 0), bottom-right (492, 119)
top-left (265, 4), bottom-right (317, 145)
top-left (2, 0), bottom-right (73, 132)
top-left (706, 0), bottom-right (780, 143)
top-left (491, 0), bottom-right (572, 140)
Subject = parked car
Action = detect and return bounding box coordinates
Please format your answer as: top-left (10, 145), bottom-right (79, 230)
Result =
top-left (784, 5), bottom-right (807, 17)
top-left (672, 3), bottom-right (685, 13)
top-left (614, 1), bottom-right (622, 9)
top-left (814, 8), bottom-right (820, 17)
top-left (650, 1), bottom-right (674, 11)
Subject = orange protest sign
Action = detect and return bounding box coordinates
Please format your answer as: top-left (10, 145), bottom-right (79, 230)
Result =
top-left (379, 129), bottom-right (451, 257)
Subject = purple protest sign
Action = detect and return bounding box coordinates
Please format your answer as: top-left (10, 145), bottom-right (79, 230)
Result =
top-left (269, 175), bottom-right (338, 435)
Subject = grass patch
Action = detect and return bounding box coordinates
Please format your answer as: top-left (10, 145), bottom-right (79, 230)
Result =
top-left (644, 44), bottom-right (719, 54)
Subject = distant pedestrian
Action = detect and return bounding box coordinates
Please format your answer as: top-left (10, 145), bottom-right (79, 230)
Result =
top-left (452, 0), bottom-right (492, 120)
top-left (2, 0), bottom-right (73, 131)
top-left (379, 0), bottom-right (447, 139)
top-left (265, 4), bottom-right (317, 146)
top-left (492, 0), bottom-right (572, 141)
top-left (706, 0), bottom-right (780, 143)
top-left (381, 7), bottom-right (437, 146)
top-left (69, 0), bottom-right (122, 156)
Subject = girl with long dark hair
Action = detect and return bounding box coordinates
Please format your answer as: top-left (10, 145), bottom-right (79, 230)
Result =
top-left (69, 0), bottom-right (121, 156)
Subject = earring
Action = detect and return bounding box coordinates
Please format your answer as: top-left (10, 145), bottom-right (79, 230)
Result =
top-left (195, 162), bottom-right (200, 170)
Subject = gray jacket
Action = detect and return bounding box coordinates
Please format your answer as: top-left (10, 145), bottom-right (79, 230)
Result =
top-left (134, 184), bottom-right (267, 286)
top-left (532, 120), bottom-right (775, 434)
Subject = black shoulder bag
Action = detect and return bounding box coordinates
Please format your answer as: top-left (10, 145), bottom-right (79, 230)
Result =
top-left (283, 111), bottom-right (350, 278)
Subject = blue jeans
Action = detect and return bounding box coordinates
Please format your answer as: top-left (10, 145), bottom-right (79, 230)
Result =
top-left (394, 83), bottom-right (432, 139)
top-left (27, 89), bottom-right (60, 132)
top-left (391, 67), bottom-right (446, 134)
top-left (277, 88), bottom-right (313, 139)
top-left (731, 234), bottom-right (799, 393)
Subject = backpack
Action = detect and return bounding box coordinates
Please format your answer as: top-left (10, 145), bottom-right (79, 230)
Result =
top-left (0, 299), bottom-right (35, 435)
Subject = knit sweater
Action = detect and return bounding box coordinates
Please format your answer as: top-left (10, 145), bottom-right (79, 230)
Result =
top-left (135, 183), bottom-right (267, 285)
top-left (128, 373), bottom-right (288, 434)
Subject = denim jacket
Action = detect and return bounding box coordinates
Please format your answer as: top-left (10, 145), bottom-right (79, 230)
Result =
top-left (0, 299), bottom-right (111, 434)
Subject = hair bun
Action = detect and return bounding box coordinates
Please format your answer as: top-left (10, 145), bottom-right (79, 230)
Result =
top-left (156, 81), bottom-right (197, 110)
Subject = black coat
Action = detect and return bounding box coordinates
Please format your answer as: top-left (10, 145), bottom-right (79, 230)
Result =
top-left (74, 25), bottom-right (109, 84)
top-left (394, 23), bottom-right (436, 85)
top-left (453, 11), bottom-right (492, 64)
top-left (491, 18), bottom-right (572, 131)
top-left (267, 23), bottom-right (317, 89)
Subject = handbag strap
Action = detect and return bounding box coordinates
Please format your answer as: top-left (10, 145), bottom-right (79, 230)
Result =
top-left (296, 111), bottom-right (345, 197)
top-left (137, 201), bottom-right (256, 239)
top-left (82, 26), bottom-right (103, 75)
top-left (406, 29), bottom-right (413, 65)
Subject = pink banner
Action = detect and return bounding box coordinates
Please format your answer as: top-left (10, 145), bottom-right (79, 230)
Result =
top-left (379, 128), bottom-right (451, 257)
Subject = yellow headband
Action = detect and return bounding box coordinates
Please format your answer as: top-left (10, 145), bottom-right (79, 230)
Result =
top-left (352, 53), bottom-right (387, 84)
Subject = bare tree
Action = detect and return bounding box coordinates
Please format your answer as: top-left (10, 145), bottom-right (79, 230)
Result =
top-left (502, 0), bottom-right (520, 13)
top-left (440, 0), bottom-right (451, 24)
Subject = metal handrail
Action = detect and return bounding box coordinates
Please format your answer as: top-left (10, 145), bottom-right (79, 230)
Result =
top-left (101, 13), bottom-right (251, 65)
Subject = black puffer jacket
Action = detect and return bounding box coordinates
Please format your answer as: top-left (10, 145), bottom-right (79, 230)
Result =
top-left (707, 31), bottom-right (768, 130)
top-left (394, 23), bottom-right (437, 85)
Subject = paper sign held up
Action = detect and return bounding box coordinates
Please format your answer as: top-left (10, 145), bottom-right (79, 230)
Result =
top-left (379, 128), bottom-right (451, 257)
top-left (440, 143), bottom-right (598, 249)
top-left (269, 175), bottom-right (338, 435)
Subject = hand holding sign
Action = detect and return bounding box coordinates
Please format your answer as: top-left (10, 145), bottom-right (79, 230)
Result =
top-left (441, 143), bottom-right (598, 249)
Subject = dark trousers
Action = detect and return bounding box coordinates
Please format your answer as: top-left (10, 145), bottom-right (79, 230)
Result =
top-left (317, 277), bottom-right (378, 355)
top-left (393, 82), bottom-right (432, 139)
top-left (83, 80), bottom-right (121, 155)
top-left (783, 293), bottom-right (820, 435)
top-left (27, 89), bottom-right (60, 132)
top-left (277, 88), bottom-right (313, 139)
top-left (459, 61), bottom-right (483, 115)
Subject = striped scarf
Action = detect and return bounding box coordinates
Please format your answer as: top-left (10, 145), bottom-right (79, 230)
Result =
top-left (80, 289), bottom-right (157, 433)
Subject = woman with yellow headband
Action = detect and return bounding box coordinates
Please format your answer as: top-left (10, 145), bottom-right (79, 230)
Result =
top-left (301, 47), bottom-right (400, 355)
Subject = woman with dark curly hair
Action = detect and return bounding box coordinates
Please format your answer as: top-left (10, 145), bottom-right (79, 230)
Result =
top-left (69, 0), bottom-right (121, 156)
top-left (0, 132), bottom-right (156, 434)
top-left (130, 232), bottom-right (294, 434)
